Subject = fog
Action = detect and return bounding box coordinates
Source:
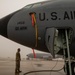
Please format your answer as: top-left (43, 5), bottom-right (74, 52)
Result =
top-left (0, 0), bottom-right (46, 59)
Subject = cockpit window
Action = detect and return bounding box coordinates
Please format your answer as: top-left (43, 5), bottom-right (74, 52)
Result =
top-left (32, 3), bottom-right (41, 8)
top-left (32, 1), bottom-right (49, 8)
top-left (24, 4), bottom-right (33, 8)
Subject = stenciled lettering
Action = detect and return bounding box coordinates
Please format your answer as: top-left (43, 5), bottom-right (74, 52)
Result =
top-left (15, 26), bottom-right (27, 31)
top-left (39, 13), bottom-right (46, 21)
top-left (63, 11), bottom-right (75, 20)
top-left (38, 11), bottom-right (75, 21)
top-left (17, 21), bottom-right (25, 25)
top-left (51, 12), bottom-right (57, 20)
top-left (64, 11), bottom-right (70, 20)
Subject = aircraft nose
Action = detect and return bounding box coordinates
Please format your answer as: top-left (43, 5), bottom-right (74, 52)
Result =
top-left (0, 18), bottom-right (8, 37)
top-left (0, 14), bottom-right (14, 38)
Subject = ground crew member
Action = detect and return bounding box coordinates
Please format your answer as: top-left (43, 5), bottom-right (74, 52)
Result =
top-left (15, 48), bottom-right (22, 73)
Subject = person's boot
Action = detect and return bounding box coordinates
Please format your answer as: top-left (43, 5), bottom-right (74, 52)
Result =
top-left (18, 69), bottom-right (22, 73)
top-left (15, 69), bottom-right (18, 73)
top-left (19, 71), bottom-right (22, 73)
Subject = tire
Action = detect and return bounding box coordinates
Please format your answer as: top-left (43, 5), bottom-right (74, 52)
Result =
top-left (64, 62), bottom-right (75, 75)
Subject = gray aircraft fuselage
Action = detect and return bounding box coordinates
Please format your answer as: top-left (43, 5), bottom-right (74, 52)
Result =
top-left (1, 0), bottom-right (75, 57)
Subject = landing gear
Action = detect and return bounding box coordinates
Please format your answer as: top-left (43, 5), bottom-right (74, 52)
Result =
top-left (64, 61), bottom-right (75, 75)
top-left (54, 28), bottom-right (74, 75)
top-left (45, 28), bottom-right (74, 75)
top-left (63, 30), bottom-right (74, 75)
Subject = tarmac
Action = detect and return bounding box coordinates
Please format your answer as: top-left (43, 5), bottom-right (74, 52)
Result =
top-left (0, 59), bottom-right (66, 75)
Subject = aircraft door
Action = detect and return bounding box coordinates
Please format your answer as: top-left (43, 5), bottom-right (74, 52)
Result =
top-left (45, 28), bottom-right (58, 57)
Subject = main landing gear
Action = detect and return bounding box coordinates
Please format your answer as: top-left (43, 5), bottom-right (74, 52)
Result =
top-left (64, 61), bottom-right (75, 75)
top-left (63, 30), bottom-right (75, 75)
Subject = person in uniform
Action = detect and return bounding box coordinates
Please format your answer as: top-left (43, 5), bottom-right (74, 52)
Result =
top-left (15, 48), bottom-right (22, 73)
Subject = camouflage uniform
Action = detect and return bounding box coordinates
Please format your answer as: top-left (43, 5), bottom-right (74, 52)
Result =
top-left (15, 49), bottom-right (21, 73)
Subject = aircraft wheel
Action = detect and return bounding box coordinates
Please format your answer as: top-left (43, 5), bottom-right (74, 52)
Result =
top-left (64, 62), bottom-right (75, 75)
top-left (71, 62), bottom-right (75, 75)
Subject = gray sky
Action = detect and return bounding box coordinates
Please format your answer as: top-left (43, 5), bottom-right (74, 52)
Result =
top-left (0, 0), bottom-right (46, 58)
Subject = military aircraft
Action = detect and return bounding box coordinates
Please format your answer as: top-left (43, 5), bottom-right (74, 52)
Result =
top-left (0, 0), bottom-right (75, 75)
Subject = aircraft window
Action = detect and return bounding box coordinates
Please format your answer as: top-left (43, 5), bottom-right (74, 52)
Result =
top-left (32, 2), bottom-right (49, 8)
top-left (24, 4), bottom-right (33, 8)
top-left (32, 3), bottom-right (41, 8)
